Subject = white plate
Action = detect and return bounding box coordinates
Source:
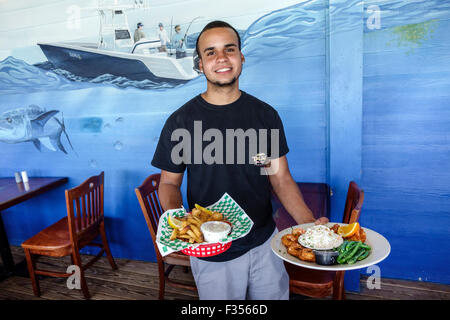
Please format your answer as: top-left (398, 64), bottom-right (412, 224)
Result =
top-left (271, 222), bottom-right (391, 271)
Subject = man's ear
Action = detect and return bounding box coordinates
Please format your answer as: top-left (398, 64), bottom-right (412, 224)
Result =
top-left (241, 53), bottom-right (245, 64)
top-left (198, 58), bottom-right (203, 73)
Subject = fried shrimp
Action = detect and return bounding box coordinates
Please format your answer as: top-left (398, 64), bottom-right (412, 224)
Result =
top-left (286, 242), bottom-right (316, 262)
top-left (292, 228), bottom-right (306, 236)
top-left (298, 248), bottom-right (315, 262)
top-left (282, 230), bottom-right (316, 263)
top-left (281, 233), bottom-right (299, 247)
top-left (287, 245), bottom-right (302, 258)
top-left (281, 234), bottom-right (294, 247)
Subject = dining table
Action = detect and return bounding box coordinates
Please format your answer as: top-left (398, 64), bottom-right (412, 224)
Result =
top-left (0, 176), bottom-right (68, 280)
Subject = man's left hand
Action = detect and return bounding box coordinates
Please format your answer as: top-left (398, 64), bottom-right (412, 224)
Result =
top-left (314, 217), bottom-right (329, 225)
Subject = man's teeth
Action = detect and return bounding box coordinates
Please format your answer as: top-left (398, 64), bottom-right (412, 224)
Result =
top-left (216, 68), bottom-right (231, 73)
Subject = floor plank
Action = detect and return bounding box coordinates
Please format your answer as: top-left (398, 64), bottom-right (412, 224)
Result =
top-left (2, 246), bottom-right (448, 300)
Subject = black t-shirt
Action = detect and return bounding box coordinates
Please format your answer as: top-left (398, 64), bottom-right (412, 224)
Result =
top-left (151, 91), bottom-right (289, 262)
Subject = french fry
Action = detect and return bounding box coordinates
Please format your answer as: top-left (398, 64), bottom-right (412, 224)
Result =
top-left (187, 230), bottom-right (202, 243)
top-left (187, 217), bottom-right (201, 228)
top-left (192, 216), bottom-right (203, 225)
top-left (186, 231), bottom-right (196, 243)
top-left (179, 225), bottom-right (191, 235)
top-left (170, 228), bottom-right (179, 241)
top-left (190, 224), bottom-right (203, 239)
top-left (192, 208), bottom-right (202, 216)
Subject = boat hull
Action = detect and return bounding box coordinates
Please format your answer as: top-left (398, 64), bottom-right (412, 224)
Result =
top-left (38, 43), bottom-right (191, 83)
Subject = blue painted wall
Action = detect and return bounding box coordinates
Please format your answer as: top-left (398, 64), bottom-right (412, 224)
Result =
top-left (360, 4), bottom-right (450, 284)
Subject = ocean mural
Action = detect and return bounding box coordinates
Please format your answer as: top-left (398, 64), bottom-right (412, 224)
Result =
top-left (0, 0), bottom-right (449, 290)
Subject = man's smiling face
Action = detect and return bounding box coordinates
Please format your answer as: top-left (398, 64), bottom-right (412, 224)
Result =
top-left (197, 27), bottom-right (245, 88)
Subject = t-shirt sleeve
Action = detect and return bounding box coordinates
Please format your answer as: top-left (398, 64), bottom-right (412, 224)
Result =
top-left (269, 110), bottom-right (289, 159)
top-left (151, 115), bottom-right (186, 173)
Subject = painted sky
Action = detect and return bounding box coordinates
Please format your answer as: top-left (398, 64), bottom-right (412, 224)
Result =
top-left (0, 0), bottom-right (306, 63)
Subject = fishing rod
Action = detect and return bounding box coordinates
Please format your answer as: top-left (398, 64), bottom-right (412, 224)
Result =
top-left (169, 16), bottom-right (173, 55)
top-left (182, 16), bottom-right (203, 46)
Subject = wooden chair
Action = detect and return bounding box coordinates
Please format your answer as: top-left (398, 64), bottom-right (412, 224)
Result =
top-left (135, 173), bottom-right (197, 300)
top-left (275, 181), bottom-right (364, 300)
top-left (21, 172), bottom-right (117, 299)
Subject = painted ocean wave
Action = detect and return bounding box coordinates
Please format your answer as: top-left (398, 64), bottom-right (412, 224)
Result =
top-left (0, 56), bottom-right (80, 94)
top-left (34, 61), bottom-right (184, 91)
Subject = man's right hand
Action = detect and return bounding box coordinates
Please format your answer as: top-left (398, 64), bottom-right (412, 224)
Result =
top-left (159, 170), bottom-right (184, 211)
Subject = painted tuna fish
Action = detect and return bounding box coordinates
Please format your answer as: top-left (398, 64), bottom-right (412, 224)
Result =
top-left (0, 105), bottom-right (74, 153)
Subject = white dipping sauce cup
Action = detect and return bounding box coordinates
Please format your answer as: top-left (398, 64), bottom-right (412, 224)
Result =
top-left (200, 221), bottom-right (231, 243)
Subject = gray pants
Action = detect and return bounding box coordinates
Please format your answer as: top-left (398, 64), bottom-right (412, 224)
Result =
top-left (190, 229), bottom-right (289, 300)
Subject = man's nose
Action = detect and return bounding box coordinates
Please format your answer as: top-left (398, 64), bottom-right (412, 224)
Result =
top-left (216, 50), bottom-right (228, 61)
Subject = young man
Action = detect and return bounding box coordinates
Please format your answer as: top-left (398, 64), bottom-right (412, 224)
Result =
top-left (151, 20), bottom-right (328, 300)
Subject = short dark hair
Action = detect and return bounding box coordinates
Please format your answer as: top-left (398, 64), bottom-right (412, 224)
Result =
top-left (195, 20), bottom-right (241, 58)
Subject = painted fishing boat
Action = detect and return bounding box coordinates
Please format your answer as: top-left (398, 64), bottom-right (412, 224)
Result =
top-left (37, 2), bottom-right (199, 82)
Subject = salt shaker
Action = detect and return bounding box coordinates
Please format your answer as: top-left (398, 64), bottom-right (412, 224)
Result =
top-left (14, 172), bottom-right (22, 183)
top-left (21, 171), bottom-right (29, 183)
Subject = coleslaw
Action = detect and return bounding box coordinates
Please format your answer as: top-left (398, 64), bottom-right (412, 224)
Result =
top-left (298, 225), bottom-right (343, 250)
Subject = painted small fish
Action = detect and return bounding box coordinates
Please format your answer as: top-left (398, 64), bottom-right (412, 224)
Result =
top-left (0, 105), bottom-right (74, 153)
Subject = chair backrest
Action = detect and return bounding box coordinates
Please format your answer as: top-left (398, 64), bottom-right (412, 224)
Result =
top-left (65, 172), bottom-right (104, 244)
top-left (135, 174), bottom-right (164, 255)
top-left (342, 181), bottom-right (364, 224)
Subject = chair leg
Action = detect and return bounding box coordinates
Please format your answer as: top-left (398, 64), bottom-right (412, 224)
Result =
top-left (157, 260), bottom-right (165, 300)
top-left (99, 222), bottom-right (117, 270)
top-left (72, 251), bottom-right (91, 299)
top-left (23, 249), bottom-right (41, 297)
top-left (333, 271), bottom-right (346, 300)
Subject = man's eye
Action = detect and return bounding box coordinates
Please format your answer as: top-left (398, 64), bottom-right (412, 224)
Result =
top-left (226, 48), bottom-right (235, 52)
top-left (206, 51), bottom-right (214, 56)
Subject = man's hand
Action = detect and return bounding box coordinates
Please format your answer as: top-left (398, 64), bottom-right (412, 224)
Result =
top-left (159, 170), bottom-right (184, 211)
top-left (314, 217), bottom-right (329, 225)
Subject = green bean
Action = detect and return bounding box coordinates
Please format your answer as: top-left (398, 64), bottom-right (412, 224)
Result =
top-left (360, 243), bottom-right (371, 250)
top-left (347, 248), bottom-right (367, 264)
top-left (337, 254), bottom-right (346, 264)
top-left (357, 248), bottom-right (371, 261)
top-left (338, 241), bottom-right (347, 254)
top-left (344, 241), bottom-right (357, 253)
top-left (338, 242), bottom-right (353, 263)
top-left (341, 242), bottom-right (362, 263)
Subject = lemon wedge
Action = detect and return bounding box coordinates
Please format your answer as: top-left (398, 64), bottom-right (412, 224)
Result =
top-left (337, 222), bottom-right (360, 238)
top-left (168, 214), bottom-right (183, 229)
top-left (194, 203), bottom-right (213, 215)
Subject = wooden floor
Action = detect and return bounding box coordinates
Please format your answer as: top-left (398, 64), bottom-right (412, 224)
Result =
top-left (1, 246), bottom-right (449, 300)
